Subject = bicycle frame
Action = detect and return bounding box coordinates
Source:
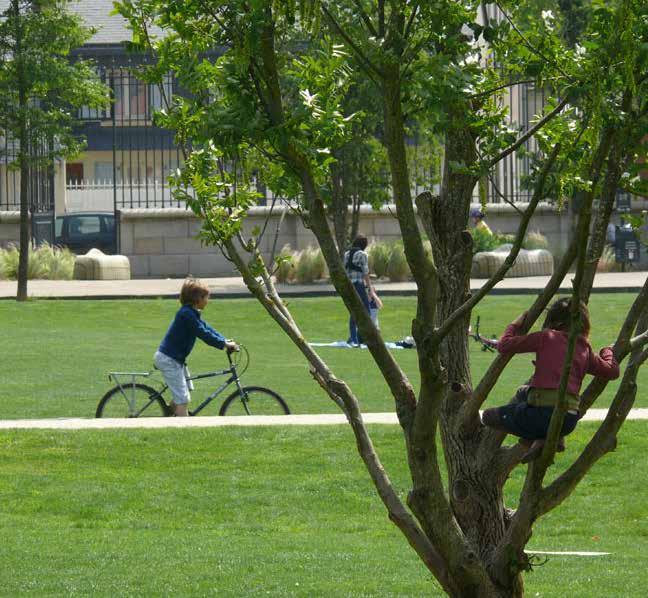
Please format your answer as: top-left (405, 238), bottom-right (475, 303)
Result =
top-left (108, 371), bottom-right (159, 417)
top-left (108, 352), bottom-right (246, 417)
top-left (186, 355), bottom-right (245, 416)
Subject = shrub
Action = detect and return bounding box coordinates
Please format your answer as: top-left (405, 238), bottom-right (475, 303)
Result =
top-left (38, 242), bottom-right (75, 280)
top-left (471, 227), bottom-right (500, 253)
top-left (311, 247), bottom-right (328, 280)
top-left (523, 230), bottom-right (549, 250)
top-left (295, 247), bottom-right (321, 284)
top-left (386, 242), bottom-right (411, 282)
top-left (0, 242), bottom-right (75, 280)
top-left (368, 242), bottom-right (391, 278)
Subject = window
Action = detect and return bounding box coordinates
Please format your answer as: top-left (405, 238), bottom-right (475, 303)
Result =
top-left (102, 215), bottom-right (115, 234)
top-left (113, 71), bottom-right (173, 121)
top-left (69, 215), bottom-right (101, 238)
top-left (94, 162), bottom-right (114, 183)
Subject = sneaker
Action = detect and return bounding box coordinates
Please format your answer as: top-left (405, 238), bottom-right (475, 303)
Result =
top-left (482, 408), bottom-right (508, 432)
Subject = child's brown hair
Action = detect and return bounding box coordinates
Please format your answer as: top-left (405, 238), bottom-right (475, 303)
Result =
top-left (542, 297), bottom-right (591, 337)
top-left (180, 278), bottom-right (210, 306)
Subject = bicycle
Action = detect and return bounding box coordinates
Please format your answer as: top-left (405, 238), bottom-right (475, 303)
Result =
top-left (468, 315), bottom-right (498, 353)
top-left (95, 345), bottom-right (290, 417)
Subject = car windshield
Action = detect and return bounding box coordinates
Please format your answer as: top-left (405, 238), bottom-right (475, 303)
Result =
top-left (69, 216), bottom-right (101, 236)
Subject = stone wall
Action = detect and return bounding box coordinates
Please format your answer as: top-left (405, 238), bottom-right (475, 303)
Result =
top-left (2, 199), bottom-right (648, 278)
top-left (0, 211), bottom-right (20, 248)
top-left (119, 203), bottom-right (576, 278)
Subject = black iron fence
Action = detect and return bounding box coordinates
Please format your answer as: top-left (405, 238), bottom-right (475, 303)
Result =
top-left (0, 135), bottom-right (55, 212)
top-left (73, 64), bottom-right (186, 210)
top-left (1, 48), bottom-right (547, 216)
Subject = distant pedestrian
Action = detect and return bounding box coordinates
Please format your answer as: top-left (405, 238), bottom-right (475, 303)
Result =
top-left (470, 207), bottom-right (493, 235)
top-left (343, 235), bottom-right (380, 346)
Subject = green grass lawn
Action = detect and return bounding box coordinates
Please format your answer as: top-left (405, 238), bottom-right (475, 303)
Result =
top-left (0, 293), bottom-right (638, 419)
top-left (0, 422), bottom-right (646, 596)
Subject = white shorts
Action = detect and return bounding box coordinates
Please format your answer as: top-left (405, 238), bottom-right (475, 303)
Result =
top-left (154, 351), bottom-right (192, 405)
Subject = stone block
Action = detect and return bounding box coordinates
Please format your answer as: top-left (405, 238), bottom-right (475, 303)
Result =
top-left (129, 255), bottom-right (151, 278)
top-left (134, 237), bottom-right (164, 254)
top-left (119, 223), bottom-right (134, 254)
top-left (189, 253), bottom-right (235, 277)
top-left (163, 236), bottom-right (207, 255)
top-left (73, 249), bottom-right (131, 280)
top-left (472, 248), bottom-right (553, 278)
top-left (134, 218), bottom-right (188, 238)
top-left (149, 254), bottom-right (190, 277)
top-left (187, 218), bottom-right (205, 236)
top-left (372, 216), bottom-right (401, 237)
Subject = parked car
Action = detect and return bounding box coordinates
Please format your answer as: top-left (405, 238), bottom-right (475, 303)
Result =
top-left (55, 212), bottom-right (116, 255)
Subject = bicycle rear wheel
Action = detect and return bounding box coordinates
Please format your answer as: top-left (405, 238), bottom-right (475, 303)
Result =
top-left (219, 386), bottom-right (290, 416)
top-left (96, 383), bottom-right (169, 418)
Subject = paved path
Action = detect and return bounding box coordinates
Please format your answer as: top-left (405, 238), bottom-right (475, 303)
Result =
top-left (0, 271), bottom-right (646, 299)
top-left (1, 408), bottom-right (647, 429)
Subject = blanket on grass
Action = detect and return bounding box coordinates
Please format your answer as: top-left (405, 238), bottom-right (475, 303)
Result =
top-left (309, 341), bottom-right (414, 350)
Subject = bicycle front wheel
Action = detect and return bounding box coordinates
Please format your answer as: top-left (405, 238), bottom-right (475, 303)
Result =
top-left (219, 386), bottom-right (290, 416)
top-left (96, 383), bottom-right (169, 418)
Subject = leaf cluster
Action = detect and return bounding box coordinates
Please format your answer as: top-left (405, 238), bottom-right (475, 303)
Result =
top-left (0, 0), bottom-right (109, 165)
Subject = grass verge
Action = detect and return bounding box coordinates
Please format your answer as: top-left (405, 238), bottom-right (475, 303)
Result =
top-left (0, 294), bottom-right (637, 418)
top-left (0, 422), bottom-right (646, 596)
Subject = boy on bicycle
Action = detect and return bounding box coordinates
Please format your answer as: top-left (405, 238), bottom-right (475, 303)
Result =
top-left (154, 278), bottom-right (238, 416)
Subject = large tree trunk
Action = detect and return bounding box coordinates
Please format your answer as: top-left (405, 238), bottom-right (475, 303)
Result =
top-left (423, 118), bottom-right (526, 595)
top-left (380, 63), bottom-right (518, 594)
top-left (17, 154), bottom-right (29, 302)
top-left (15, 0), bottom-right (29, 302)
top-left (329, 156), bottom-right (349, 257)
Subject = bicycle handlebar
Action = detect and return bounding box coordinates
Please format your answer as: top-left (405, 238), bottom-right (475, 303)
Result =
top-left (226, 344), bottom-right (250, 376)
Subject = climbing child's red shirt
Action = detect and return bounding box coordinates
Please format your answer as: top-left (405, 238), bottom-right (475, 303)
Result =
top-left (498, 324), bottom-right (619, 395)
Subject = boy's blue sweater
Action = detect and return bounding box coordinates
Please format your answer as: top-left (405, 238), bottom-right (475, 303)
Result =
top-left (159, 305), bottom-right (226, 364)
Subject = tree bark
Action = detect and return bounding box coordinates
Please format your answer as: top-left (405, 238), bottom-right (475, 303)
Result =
top-left (14, 0), bottom-right (29, 302)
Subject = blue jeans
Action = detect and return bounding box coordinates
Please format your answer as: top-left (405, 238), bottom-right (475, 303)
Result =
top-left (348, 281), bottom-right (370, 345)
top-left (489, 386), bottom-right (579, 440)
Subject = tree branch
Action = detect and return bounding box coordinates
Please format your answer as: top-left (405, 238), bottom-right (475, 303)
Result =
top-left (320, 3), bottom-right (383, 81)
top-left (435, 143), bottom-right (560, 345)
top-left (487, 96), bottom-right (570, 169)
top-left (538, 331), bottom-right (645, 516)
top-left (350, 0), bottom-right (378, 38)
top-left (468, 78), bottom-right (538, 100)
top-left (494, 1), bottom-right (572, 81)
top-left (579, 275), bottom-right (648, 414)
top-left (221, 237), bottom-right (457, 592)
top-left (403, 2), bottom-right (419, 41)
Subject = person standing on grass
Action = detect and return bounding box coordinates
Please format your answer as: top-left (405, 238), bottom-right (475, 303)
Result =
top-left (154, 278), bottom-right (239, 416)
top-left (344, 234), bottom-right (380, 346)
top-left (481, 298), bottom-right (619, 462)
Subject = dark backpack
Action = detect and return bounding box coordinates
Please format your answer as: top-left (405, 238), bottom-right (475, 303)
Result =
top-left (345, 248), bottom-right (364, 273)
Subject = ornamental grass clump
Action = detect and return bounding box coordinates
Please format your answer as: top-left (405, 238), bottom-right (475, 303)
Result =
top-left (386, 242), bottom-right (411, 282)
top-left (0, 243), bottom-right (74, 280)
top-left (38, 242), bottom-right (75, 280)
top-left (368, 242), bottom-right (391, 279)
top-left (523, 230), bottom-right (550, 250)
top-left (295, 246), bottom-right (320, 284)
top-left (310, 247), bottom-right (328, 280)
top-left (597, 245), bottom-right (617, 272)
